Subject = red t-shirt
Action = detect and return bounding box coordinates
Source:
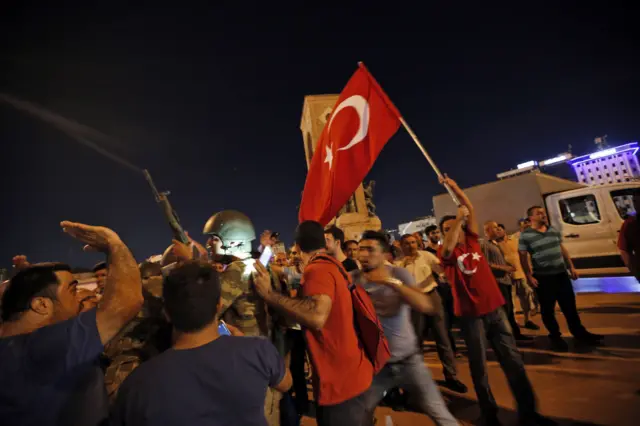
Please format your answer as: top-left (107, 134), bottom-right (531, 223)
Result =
top-left (618, 216), bottom-right (639, 272)
top-left (439, 229), bottom-right (505, 317)
top-left (301, 259), bottom-right (373, 406)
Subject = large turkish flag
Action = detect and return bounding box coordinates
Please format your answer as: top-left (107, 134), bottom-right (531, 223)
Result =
top-left (298, 63), bottom-right (401, 226)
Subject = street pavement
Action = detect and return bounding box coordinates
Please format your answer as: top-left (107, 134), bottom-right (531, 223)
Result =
top-left (301, 282), bottom-right (640, 426)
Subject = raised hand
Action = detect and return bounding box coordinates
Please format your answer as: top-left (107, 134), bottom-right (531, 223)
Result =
top-left (61, 221), bottom-right (121, 253)
top-left (439, 173), bottom-right (459, 190)
top-left (260, 230), bottom-right (275, 247)
top-left (252, 261), bottom-right (272, 299)
top-left (12, 255), bottom-right (30, 270)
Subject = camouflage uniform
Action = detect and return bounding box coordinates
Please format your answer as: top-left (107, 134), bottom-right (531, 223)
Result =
top-left (219, 260), bottom-right (271, 337)
top-left (102, 276), bottom-right (171, 404)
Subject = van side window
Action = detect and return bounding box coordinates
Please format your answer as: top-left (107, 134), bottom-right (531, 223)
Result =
top-left (558, 195), bottom-right (601, 225)
top-left (610, 189), bottom-right (637, 219)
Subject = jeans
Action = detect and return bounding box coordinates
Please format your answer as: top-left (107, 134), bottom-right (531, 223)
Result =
top-left (459, 308), bottom-right (536, 420)
top-left (412, 290), bottom-right (458, 380)
top-left (534, 273), bottom-right (587, 338)
top-left (498, 283), bottom-right (522, 337)
top-left (363, 353), bottom-right (459, 426)
top-left (316, 390), bottom-right (371, 426)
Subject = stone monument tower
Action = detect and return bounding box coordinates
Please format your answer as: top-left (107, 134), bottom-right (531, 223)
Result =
top-left (300, 94), bottom-right (382, 241)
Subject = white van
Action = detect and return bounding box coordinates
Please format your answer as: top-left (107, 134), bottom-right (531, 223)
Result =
top-left (545, 182), bottom-right (638, 276)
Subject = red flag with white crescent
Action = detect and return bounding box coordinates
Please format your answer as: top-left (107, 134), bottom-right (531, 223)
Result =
top-left (298, 63), bottom-right (401, 226)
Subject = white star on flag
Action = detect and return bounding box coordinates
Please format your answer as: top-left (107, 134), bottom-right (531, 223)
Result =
top-left (324, 144), bottom-right (333, 170)
top-left (472, 252), bottom-right (481, 261)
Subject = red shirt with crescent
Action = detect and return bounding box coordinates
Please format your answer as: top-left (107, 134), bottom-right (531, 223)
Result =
top-left (438, 229), bottom-right (505, 317)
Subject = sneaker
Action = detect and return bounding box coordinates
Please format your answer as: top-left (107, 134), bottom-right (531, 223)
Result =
top-left (549, 336), bottom-right (569, 352)
top-left (524, 320), bottom-right (540, 330)
top-left (444, 378), bottom-right (468, 393)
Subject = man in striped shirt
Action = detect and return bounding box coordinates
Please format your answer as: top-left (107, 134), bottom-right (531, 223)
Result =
top-left (518, 206), bottom-right (603, 351)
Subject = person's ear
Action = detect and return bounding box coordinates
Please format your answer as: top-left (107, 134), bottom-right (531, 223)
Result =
top-left (30, 296), bottom-right (53, 316)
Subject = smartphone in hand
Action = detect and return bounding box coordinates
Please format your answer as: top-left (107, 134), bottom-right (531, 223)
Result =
top-left (218, 320), bottom-right (231, 336)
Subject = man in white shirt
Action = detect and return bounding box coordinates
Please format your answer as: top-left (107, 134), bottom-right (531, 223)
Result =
top-left (395, 234), bottom-right (467, 393)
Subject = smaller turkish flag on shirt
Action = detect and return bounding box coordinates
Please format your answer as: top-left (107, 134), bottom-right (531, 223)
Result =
top-left (299, 63), bottom-right (401, 226)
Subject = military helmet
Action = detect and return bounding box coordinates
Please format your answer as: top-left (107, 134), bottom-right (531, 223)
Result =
top-left (202, 210), bottom-right (256, 244)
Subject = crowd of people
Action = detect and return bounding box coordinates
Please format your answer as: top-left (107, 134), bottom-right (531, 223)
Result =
top-left (0, 174), bottom-right (626, 426)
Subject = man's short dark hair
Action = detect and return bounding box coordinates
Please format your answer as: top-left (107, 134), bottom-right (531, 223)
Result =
top-left (497, 223), bottom-right (505, 230)
top-left (1, 263), bottom-right (71, 322)
top-left (439, 215), bottom-right (457, 232)
top-left (92, 262), bottom-right (107, 273)
top-left (324, 225), bottom-right (345, 246)
top-left (342, 239), bottom-right (358, 251)
top-left (163, 261), bottom-right (221, 333)
top-left (527, 205), bottom-right (543, 218)
top-left (361, 230), bottom-right (391, 253)
top-left (295, 221), bottom-right (326, 253)
top-left (424, 225), bottom-right (438, 235)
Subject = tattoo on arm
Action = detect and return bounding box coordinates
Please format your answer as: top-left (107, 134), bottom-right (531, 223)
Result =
top-left (267, 293), bottom-right (330, 330)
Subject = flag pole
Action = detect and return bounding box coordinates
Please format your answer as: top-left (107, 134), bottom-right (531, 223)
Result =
top-left (357, 62), bottom-right (460, 205)
top-left (398, 116), bottom-right (460, 205)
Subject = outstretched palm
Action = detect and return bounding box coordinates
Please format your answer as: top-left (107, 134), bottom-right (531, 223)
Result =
top-left (61, 221), bottom-right (120, 252)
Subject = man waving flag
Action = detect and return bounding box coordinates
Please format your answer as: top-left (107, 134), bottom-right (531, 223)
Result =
top-left (298, 63), bottom-right (401, 226)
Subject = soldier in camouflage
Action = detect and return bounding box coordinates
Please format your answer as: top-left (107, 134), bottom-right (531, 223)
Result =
top-left (203, 210), bottom-right (282, 425)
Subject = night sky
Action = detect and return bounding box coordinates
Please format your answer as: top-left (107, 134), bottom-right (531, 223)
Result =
top-left (1, 4), bottom-right (638, 268)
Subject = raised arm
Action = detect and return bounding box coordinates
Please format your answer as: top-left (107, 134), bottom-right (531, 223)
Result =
top-left (252, 262), bottom-right (332, 331)
top-left (61, 222), bottom-right (143, 345)
top-left (441, 206), bottom-right (468, 259)
top-left (440, 174), bottom-right (478, 235)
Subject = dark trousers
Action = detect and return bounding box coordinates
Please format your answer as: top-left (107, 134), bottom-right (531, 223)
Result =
top-left (435, 284), bottom-right (458, 355)
top-left (459, 309), bottom-right (537, 420)
top-left (316, 390), bottom-right (370, 426)
top-left (286, 329), bottom-right (309, 414)
top-left (498, 283), bottom-right (522, 337)
top-left (411, 290), bottom-right (458, 380)
top-left (534, 273), bottom-right (587, 338)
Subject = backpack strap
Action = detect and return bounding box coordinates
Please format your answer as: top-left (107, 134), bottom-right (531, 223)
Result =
top-left (309, 254), bottom-right (352, 285)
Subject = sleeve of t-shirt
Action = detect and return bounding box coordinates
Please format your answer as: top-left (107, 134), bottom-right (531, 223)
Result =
top-left (618, 220), bottom-right (630, 251)
top-left (465, 228), bottom-right (479, 240)
top-left (257, 339), bottom-right (286, 387)
top-left (518, 232), bottom-right (530, 252)
top-left (551, 227), bottom-right (562, 242)
top-left (26, 308), bottom-right (104, 375)
top-left (392, 267), bottom-right (417, 288)
top-left (301, 264), bottom-right (336, 302)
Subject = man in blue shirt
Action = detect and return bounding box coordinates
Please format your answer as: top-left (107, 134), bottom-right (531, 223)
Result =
top-left (354, 231), bottom-right (459, 426)
top-left (0, 221), bottom-right (143, 426)
top-left (111, 261), bottom-right (292, 426)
